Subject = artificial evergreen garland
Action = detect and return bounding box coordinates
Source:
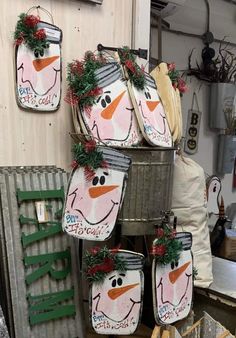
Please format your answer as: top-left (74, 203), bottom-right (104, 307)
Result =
top-left (151, 224), bottom-right (183, 265)
top-left (65, 51), bottom-right (107, 112)
top-left (118, 46), bottom-right (146, 90)
top-left (167, 63), bottom-right (188, 95)
top-left (14, 13), bottom-right (49, 54)
top-left (84, 246), bottom-right (127, 284)
top-left (71, 140), bottom-right (107, 181)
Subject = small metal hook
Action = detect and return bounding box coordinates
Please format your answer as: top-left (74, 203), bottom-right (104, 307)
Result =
top-left (97, 43), bottom-right (148, 60)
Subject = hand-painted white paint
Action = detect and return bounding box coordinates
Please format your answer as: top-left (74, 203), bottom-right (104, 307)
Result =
top-left (0, 0), bottom-right (134, 169)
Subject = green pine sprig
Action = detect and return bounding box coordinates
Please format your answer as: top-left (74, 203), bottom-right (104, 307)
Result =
top-left (118, 46), bottom-right (146, 91)
top-left (167, 63), bottom-right (188, 95)
top-left (72, 142), bottom-right (104, 171)
top-left (66, 52), bottom-right (107, 108)
top-left (151, 224), bottom-right (183, 265)
top-left (168, 69), bottom-right (180, 85)
top-left (14, 13), bottom-right (49, 54)
top-left (84, 246), bottom-right (127, 284)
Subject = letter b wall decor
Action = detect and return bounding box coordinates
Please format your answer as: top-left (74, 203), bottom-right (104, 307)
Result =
top-left (184, 93), bottom-right (202, 155)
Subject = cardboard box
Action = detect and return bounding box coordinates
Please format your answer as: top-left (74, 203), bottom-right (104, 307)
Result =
top-left (219, 229), bottom-right (236, 260)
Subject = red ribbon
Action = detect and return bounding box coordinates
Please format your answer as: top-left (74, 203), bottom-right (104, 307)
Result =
top-left (87, 257), bottom-right (115, 276)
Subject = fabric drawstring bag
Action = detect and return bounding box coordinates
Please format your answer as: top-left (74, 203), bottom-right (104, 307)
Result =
top-left (171, 155), bottom-right (213, 288)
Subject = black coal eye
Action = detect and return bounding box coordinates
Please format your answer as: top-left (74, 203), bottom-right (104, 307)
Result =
top-left (100, 176), bottom-right (105, 185)
top-left (117, 278), bottom-right (123, 286)
top-left (105, 95), bottom-right (111, 104)
top-left (92, 176), bottom-right (99, 186)
top-left (171, 262), bottom-right (175, 270)
top-left (112, 279), bottom-right (116, 288)
top-left (145, 91), bottom-right (151, 99)
top-left (34, 51), bottom-right (39, 58)
top-left (40, 50), bottom-right (44, 57)
top-left (175, 261), bottom-right (179, 268)
top-left (101, 99), bottom-right (106, 108)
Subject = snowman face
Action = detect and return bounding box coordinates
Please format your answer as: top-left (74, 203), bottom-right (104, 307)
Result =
top-left (82, 75), bottom-right (142, 147)
top-left (154, 248), bottom-right (193, 324)
top-left (132, 83), bottom-right (172, 147)
top-left (16, 25), bottom-right (61, 111)
top-left (63, 167), bottom-right (124, 240)
top-left (91, 270), bottom-right (143, 334)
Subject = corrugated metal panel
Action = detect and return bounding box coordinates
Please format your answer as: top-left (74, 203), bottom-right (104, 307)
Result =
top-left (0, 166), bottom-right (66, 174)
top-left (0, 167), bottom-right (85, 338)
top-left (118, 148), bottom-right (175, 235)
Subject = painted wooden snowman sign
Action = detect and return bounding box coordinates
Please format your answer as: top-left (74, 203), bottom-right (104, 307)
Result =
top-left (152, 232), bottom-right (193, 325)
top-left (15, 20), bottom-right (62, 111)
top-left (63, 145), bottom-right (131, 241)
top-left (128, 73), bottom-right (172, 147)
top-left (90, 250), bottom-right (144, 335)
top-left (79, 63), bottom-right (142, 147)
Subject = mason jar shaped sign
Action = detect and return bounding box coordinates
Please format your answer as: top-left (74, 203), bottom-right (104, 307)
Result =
top-left (152, 232), bottom-right (193, 325)
top-left (90, 250), bottom-right (144, 335)
top-left (128, 73), bottom-right (172, 147)
top-left (79, 63), bottom-right (142, 147)
top-left (63, 146), bottom-right (131, 241)
top-left (15, 15), bottom-right (62, 112)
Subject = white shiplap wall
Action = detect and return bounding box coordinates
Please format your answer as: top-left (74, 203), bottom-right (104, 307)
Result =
top-left (0, 0), bottom-right (134, 170)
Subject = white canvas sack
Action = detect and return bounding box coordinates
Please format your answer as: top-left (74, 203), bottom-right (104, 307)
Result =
top-left (171, 155), bottom-right (213, 288)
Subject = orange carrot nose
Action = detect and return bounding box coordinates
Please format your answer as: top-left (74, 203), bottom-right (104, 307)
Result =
top-left (108, 283), bottom-right (139, 300)
top-left (169, 261), bottom-right (191, 284)
top-left (33, 56), bottom-right (59, 72)
top-left (101, 91), bottom-right (125, 120)
top-left (88, 185), bottom-right (119, 198)
top-left (146, 100), bottom-right (159, 112)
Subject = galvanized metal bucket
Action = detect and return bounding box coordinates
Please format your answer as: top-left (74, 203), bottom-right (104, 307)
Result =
top-left (217, 134), bottom-right (236, 174)
top-left (118, 147), bottom-right (175, 235)
top-left (209, 83), bottom-right (236, 130)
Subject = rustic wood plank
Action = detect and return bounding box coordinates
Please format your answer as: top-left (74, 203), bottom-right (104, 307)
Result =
top-left (0, 0), bottom-right (133, 169)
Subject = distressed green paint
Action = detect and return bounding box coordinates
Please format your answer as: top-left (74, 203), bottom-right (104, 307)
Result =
top-left (24, 249), bottom-right (71, 285)
top-left (19, 215), bottom-right (38, 226)
top-left (28, 289), bottom-right (75, 325)
top-left (18, 187), bottom-right (76, 326)
top-left (17, 187), bottom-right (64, 204)
top-left (20, 214), bottom-right (62, 248)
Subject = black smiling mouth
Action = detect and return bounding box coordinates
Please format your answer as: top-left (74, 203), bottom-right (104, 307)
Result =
top-left (93, 293), bottom-right (141, 323)
top-left (139, 100), bottom-right (166, 135)
top-left (75, 200), bottom-right (119, 226)
top-left (17, 63), bottom-right (60, 96)
top-left (157, 273), bottom-right (192, 307)
top-left (90, 107), bottom-right (134, 142)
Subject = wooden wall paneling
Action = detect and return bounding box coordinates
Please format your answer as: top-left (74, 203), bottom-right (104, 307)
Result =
top-left (0, 0), bottom-right (133, 169)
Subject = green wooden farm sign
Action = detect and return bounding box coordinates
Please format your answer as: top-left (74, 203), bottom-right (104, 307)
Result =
top-left (17, 188), bottom-right (76, 326)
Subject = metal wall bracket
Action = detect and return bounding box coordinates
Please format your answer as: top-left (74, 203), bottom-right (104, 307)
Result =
top-left (97, 43), bottom-right (148, 60)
